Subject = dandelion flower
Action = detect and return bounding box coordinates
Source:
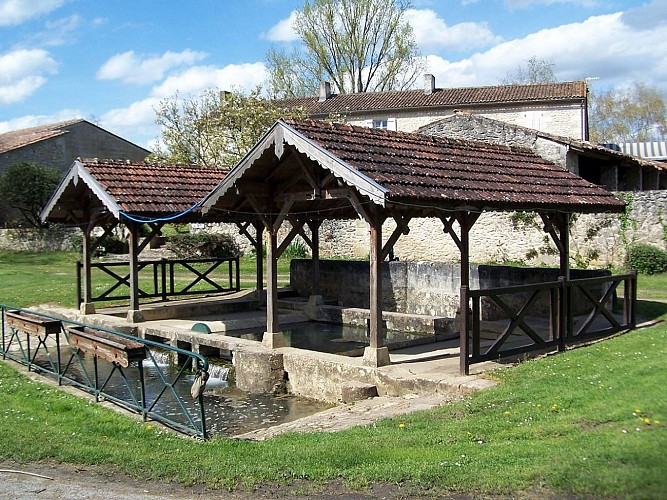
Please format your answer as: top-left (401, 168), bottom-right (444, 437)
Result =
top-left (398, 423), bottom-right (405, 429)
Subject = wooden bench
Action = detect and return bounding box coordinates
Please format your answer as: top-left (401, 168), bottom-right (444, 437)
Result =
top-left (66, 326), bottom-right (146, 367)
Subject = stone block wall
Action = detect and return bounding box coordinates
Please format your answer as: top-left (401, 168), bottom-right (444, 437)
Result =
top-left (290, 260), bottom-right (610, 319)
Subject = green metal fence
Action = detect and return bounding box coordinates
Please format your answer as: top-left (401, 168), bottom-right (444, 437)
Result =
top-left (1, 305), bottom-right (210, 439)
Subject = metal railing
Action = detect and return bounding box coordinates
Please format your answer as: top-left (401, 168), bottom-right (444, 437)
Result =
top-left (1, 305), bottom-right (210, 439)
top-left (460, 271), bottom-right (637, 374)
top-left (76, 256), bottom-right (240, 306)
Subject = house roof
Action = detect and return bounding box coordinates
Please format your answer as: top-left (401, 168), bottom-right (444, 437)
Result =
top-left (418, 112), bottom-right (666, 172)
top-left (277, 81), bottom-right (588, 117)
top-left (0, 119), bottom-right (150, 156)
top-left (203, 119), bottom-right (625, 218)
top-left (42, 158), bottom-right (228, 224)
top-left (0, 119), bottom-right (83, 154)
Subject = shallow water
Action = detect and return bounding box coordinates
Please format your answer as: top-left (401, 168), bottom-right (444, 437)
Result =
top-left (31, 348), bottom-right (331, 437)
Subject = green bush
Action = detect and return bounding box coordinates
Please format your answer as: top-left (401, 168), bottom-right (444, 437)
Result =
top-left (627, 243), bottom-right (667, 275)
top-left (166, 232), bottom-right (239, 259)
top-left (283, 240), bottom-right (309, 259)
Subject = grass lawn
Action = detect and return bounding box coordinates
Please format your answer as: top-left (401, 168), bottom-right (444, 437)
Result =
top-left (1, 250), bottom-right (666, 497)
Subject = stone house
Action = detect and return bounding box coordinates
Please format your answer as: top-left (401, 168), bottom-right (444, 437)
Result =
top-left (0, 119), bottom-right (150, 227)
top-left (279, 75), bottom-right (589, 140)
top-left (0, 119), bottom-right (149, 175)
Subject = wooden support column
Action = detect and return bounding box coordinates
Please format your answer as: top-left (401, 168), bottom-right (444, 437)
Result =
top-left (262, 220), bottom-right (285, 349)
top-left (126, 223), bottom-right (143, 323)
top-left (308, 220), bottom-right (321, 296)
top-left (363, 214), bottom-right (390, 367)
top-left (539, 212), bottom-right (570, 280)
top-left (255, 222), bottom-right (264, 294)
top-left (80, 223), bottom-right (95, 315)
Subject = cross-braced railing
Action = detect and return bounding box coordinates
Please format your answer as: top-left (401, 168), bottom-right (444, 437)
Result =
top-left (76, 256), bottom-right (240, 306)
top-left (460, 271), bottom-right (637, 374)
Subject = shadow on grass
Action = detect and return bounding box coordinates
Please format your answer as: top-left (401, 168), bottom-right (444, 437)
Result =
top-left (636, 299), bottom-right (667, 322)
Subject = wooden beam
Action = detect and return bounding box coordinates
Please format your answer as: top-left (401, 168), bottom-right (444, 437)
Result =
top-left (456, 212), bottom-right (481, 288)
top-left (137, 222), bottom-right (164, 254)
top-left (266, 226), bottom-right (279, 333)
top-left (308, 220), bottom-right (321, 295)
top-left (127, 223), bottom-right (140, 311)
top-left (381, 214), bottom-right (411, 261)
top-left (369, 216), bottom-right (383, 349)
top-left (539, 212), bottom-right (570, 279)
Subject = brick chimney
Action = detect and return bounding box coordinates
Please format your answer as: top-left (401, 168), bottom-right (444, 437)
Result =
top-left (319, 81), bottom-right (332, 102)
top-left (424, 74), bottom-right (436, 95)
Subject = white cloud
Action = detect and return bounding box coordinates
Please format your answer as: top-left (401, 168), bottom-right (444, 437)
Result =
top-left (0, 49), bottom-right (58, 105)
top-left (263, 10), bottom-right (300, 42)
top-left (505, 0), bottom-right (599, 8)
top-left (405, 9), bottom-right (501, 52)
top-left (0, 108), bottom-right (83, 134)
top-left (0, 0), bottom-right (65, 26)
top-left (96, 61), bottom-right (270, 149)
top-left (425, 12), bottom-right (667, 95)
top-left (151, 62), bottom-right (268, 98)
top-left (96, 50), bottom-right (208, 85)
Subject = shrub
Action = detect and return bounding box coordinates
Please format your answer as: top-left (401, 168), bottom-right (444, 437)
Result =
top-left (166, 232), bottom-right (239, 259)
top-left (283, 240), bottom-right (309, 259)
top-left (626, 243), bottom-right (667, 275)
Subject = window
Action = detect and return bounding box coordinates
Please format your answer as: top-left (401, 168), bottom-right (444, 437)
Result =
top-left (373, 119), bottom-right (388, 129)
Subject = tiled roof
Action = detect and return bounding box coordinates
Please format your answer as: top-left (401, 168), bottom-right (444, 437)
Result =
top-left (284, 119), bottom-right (624, 213)
top-left (418, 112), bottom-right (666, 171)
top-left (42, 159), bottom-right (228, 223)
top-left (278, 81), bottom-right (587, 116)
top-left (81, 159), bottom-right (227, 216)
top-left (0, 119), bottom-right (84, 154)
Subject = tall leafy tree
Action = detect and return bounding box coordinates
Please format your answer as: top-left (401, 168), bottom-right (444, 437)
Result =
top-left (501, 56), bottom-right (556, 85)
top-left (151, 88), bottom-right (304, 168)
top-left (0, 162), bottom-right (62, 227)
top-left (589, 82), bottom-right (667, 144)
top-left (267, 0), bottom-right (424, 98)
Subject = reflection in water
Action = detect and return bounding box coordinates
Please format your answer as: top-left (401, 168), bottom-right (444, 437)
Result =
top-left (226, 321), bottom-right (422, 355)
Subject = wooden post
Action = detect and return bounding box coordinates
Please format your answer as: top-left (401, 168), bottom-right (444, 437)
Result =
top-left (559, 213), bottom-right (570, 281)
top-left (80, 223), bottom-right (95, 314)
top-left (266, 226), bottom-right (278, 333)
top-left (363, 216), bottom-right (389, 367)
top-left (369, 221), bottom-right (382, 349)
top-left (255, 222), bottom-right (264, 293)
top-left (127, 223), bottom-right (141, 320)
top-left (308, 220), bottom-right (321, 296)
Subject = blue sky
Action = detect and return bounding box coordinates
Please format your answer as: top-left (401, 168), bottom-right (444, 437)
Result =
top-left (1, 0), bottom-right (665, 149)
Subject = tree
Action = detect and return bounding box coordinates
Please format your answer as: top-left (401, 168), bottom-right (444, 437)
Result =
top-left (0, 162), bottom-right (62, 227)
top-left (589, 82), bottom-right (667, 144)
top-left (266, 0), bottom-right (424, 98)
top-left (151, 87), bottom-right (304, 168)
top-left (501, 56), bottom-right (556, 85)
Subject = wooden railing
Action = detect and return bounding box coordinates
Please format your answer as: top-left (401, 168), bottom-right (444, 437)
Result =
top-left (460, 271), bottom-right (637, 374)
top-left (76, 256), bottom-right (240, 306)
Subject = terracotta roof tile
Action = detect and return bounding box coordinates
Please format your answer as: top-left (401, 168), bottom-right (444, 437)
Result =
top-left (285, 119), bottom-right (624, 212)
top-left (279, 81), bottom-right (587, 116)
top-left (80, 159), bottom-right (227, 217)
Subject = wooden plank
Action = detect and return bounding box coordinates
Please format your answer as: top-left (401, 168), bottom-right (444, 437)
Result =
top-left (6, 311), bottom-right (61, 336)
top-left (66, 326), bottom-right (146, 367)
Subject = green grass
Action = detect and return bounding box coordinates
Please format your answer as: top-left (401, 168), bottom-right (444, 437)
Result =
top-left (1, 250), bottom-right (666, 497)
top-left (1, 312), bottom-right (665, 497)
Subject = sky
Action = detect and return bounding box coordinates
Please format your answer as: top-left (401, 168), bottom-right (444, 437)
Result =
top-left (1, 0), bottom-right (666, 149)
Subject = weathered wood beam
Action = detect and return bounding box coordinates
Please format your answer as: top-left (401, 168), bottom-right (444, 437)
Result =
top-left (381, 214), bottom-right (411, 261)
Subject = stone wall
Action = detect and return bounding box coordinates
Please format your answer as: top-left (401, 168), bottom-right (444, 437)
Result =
top-left (0, 226), bottom-right (79, 251)
top-left (296, 191), bottom-right (665, 269)
top-left (290, 260), bottom-right (610, 319)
